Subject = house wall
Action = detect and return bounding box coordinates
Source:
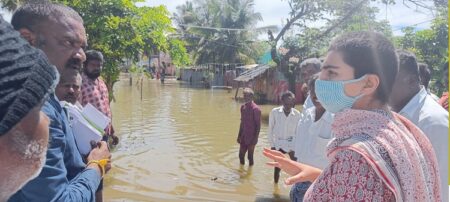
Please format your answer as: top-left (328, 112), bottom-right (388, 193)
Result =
top-left (224, 70), bottom-right (237, 87)
top-left (147, 52), bottom-right (176, 76)
top-left (241, 69), bottom-right (306, 104)
top-left (180, 69), bottom-right (209, 85)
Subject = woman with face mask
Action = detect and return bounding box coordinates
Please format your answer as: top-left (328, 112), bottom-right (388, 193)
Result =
top-left (263, 31), bottom-right (441, 201)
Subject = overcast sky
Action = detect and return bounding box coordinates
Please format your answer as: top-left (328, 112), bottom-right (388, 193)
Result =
top-left (0, 0), bottom-right (435, 36)
top-left (136, 0), bottom-right (436, 36)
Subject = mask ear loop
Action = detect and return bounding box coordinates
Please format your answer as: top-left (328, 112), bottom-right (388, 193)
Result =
top-left (341, 75), bottom-right (367, 84)
top-left (342, 75), bottom-right (368, 99)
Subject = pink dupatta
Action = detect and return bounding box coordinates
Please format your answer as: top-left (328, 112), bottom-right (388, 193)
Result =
top-left (311, 109), bottom-right (441, 201)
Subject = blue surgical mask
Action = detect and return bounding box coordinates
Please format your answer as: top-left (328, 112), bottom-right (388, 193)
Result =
top-left (314, 75), bottom-right (367, 113)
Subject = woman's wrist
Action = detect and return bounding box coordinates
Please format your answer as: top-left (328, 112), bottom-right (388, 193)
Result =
top-left (305, 165), bottom-right (322, 182)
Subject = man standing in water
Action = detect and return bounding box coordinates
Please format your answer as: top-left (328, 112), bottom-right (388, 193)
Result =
top-left (268, 91), bottom-right (301, 183)
top-left (161, 62), bottom-right (166, 84)
top-left (237, 88), bottom-right (261, 166)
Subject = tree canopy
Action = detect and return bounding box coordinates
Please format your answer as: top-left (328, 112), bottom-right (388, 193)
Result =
top-left (173, 0), bottom-right (271, 65)
top-left (266, 0), bottom-right (447, 93)
top-left (0, 0), bottom-right (191, 101)
top-left (55, 0), bottom-right (190, 100)
top-left (395, 6), bottom-right (448, 94)
top-left (0, 0), bottom-right (447, 95)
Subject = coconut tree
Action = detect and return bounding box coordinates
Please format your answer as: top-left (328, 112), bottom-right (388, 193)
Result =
top-left (174, 0), bottom-right (270, 65)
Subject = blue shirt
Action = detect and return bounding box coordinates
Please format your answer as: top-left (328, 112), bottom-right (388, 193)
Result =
top-left (9, 95), bottom-right (101, 202)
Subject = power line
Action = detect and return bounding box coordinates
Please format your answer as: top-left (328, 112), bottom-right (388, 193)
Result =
top-left (178, 24), bottom-right (278, 32)
top-left (392, 18), bottom-right (434, 31)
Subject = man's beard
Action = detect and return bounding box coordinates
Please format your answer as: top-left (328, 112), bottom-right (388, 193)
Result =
top-left (85, 70), bottom-right (101, 80)
top-left (0, 129), bottom-right (47, 200)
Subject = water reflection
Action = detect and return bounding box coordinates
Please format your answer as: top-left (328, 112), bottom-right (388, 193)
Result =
top-left (104, 78), bottom-right (293, 201)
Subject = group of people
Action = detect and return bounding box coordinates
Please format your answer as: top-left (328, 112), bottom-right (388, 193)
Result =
top-left (0, 2), bottom-right (118, 201)
top-left (237, 32), bottom-right (448, 201)
top-left (0, 1), bottom-right (448, 202)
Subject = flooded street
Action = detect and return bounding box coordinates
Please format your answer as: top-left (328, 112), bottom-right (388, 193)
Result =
top-left (103, 78), bottom-right (294, 202)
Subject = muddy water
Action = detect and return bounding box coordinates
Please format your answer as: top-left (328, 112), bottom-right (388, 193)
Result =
top-left (104, 78), bottom-right (298, 202)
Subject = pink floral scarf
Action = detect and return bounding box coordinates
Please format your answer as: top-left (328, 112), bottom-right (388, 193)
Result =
top-left (325, 109), bottom-right (441, 201)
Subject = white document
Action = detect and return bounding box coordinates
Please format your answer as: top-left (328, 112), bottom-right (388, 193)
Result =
top-left (62, 102), bottom-right (110, 155)
top-left (82, 103), bottom-right (111, 130)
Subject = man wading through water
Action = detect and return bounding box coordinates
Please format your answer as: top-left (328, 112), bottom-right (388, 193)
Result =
top-left (237, 88), bottom-right (261, 166)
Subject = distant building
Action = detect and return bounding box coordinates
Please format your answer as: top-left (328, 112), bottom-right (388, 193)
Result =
top-left (234, 64), bottom-right (308, 105)
top-left (179, 63), bottom-right (244, 87)
top-left (138, 52), bottom-right (176, 76)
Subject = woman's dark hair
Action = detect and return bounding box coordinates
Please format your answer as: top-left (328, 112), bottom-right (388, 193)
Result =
top-left (328, 31), bottom-right (398, 103)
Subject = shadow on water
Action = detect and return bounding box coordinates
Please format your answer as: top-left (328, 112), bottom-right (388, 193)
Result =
top-left (255, 183), bottom-right (291, 202)
top-left (255, 196), bottom-right (291, 202)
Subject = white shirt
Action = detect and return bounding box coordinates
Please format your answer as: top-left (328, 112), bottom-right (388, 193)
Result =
top-left (399, 86), bottom-right (449, 201)
top-left (268, 106), bottom-right (301, 151)
top-left (302, 95), bottom-right (314, 110)
top-left (294, 107), bottom-right (333, 169)
top-left (428, 91), bottom-right (440, 101)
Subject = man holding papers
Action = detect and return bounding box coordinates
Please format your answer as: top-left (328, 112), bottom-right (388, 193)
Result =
top-left (56, 68), bottom-right (110, 155)
top-left (9, 3), bottom-right (111, 201)
top-left (56, 67), bottom-right (110, 202)
top-left (80, 50), bottom-right (119, 146)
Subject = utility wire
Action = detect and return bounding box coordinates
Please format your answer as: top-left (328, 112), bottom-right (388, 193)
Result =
top-left (178, 24), bottom-right (277, 32)
top-left (392, 18), bottom-right (434, 31)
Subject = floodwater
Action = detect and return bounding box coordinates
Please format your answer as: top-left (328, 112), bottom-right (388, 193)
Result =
top-left (104, 77), bottom-right (296, 202)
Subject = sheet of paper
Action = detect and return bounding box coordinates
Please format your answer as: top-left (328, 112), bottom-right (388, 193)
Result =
top-left (71, 118), bottom-right (103, 155)
top-left (64, 102), bottom-right (109, 155)
top-left (82, 103), bottom-right (111, 130)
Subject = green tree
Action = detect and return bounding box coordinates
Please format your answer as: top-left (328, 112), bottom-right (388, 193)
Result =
top-left (396, 7), bottom-right (448, 95)
top-left (174, 0), bottom-right (269, 65)
top-left (11, 0), bottom-right (189, 101)
top-left (0, 0), bottom-right (190, 101)
top-left (268, 0), bottom-right (382, 91)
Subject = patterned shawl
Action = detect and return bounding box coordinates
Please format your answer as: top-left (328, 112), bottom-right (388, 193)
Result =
top-left (326, 109), bottom-right (441, 202)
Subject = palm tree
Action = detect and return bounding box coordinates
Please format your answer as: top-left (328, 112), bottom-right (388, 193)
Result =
top-left (173, 1), bottom-right (196, 30)
top-left (174, 0), bottom-right (267, 65)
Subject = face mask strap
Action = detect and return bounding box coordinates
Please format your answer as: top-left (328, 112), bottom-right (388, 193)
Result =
top-left (342, 74), bottom-right (367, 84)
top-left (342, 75), bottom-right (367, 99)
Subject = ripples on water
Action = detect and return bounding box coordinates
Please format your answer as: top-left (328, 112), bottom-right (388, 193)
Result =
top-left (104, 78), bottom-right (293, 201)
